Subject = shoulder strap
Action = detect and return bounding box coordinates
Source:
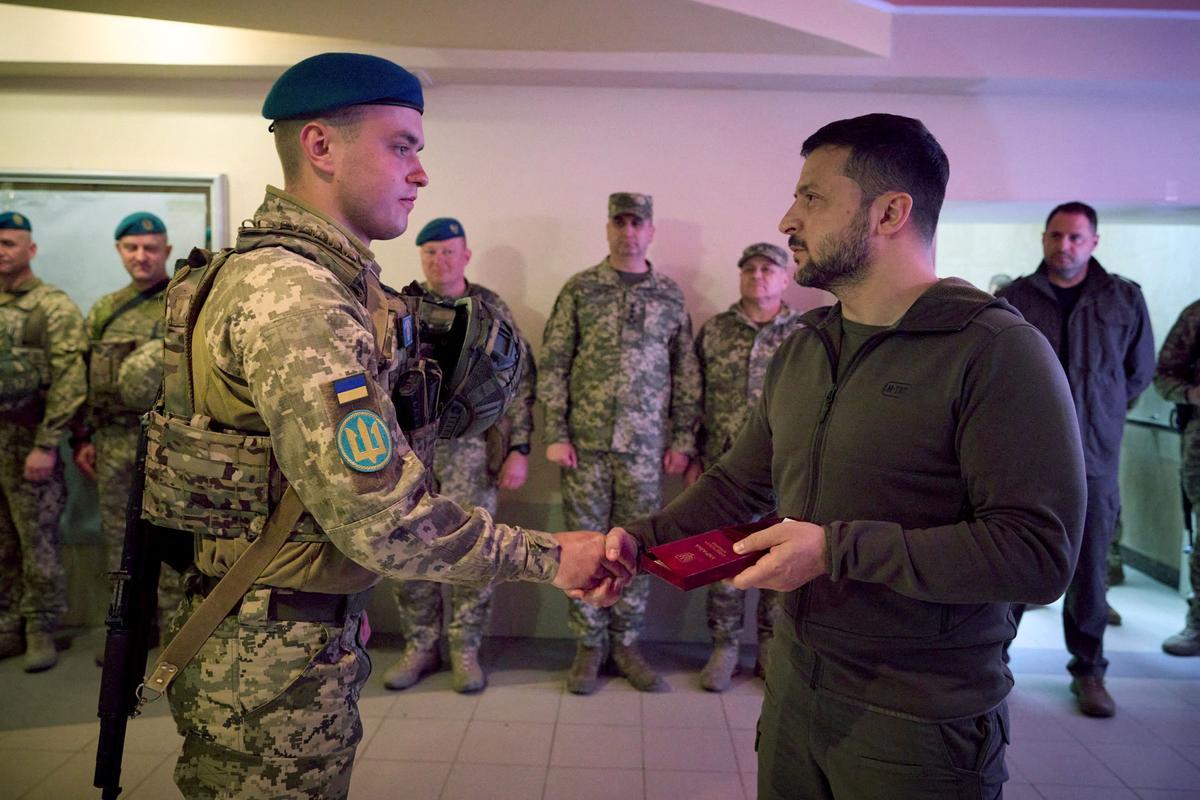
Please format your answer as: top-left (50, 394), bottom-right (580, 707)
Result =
top-left (21, 301), bottom-right (48, 349)
top-left (95, 278), bottom-right (169, 340)
top-left (139, 485), bottom-right (305, 705)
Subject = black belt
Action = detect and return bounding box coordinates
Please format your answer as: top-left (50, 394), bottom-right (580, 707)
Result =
top-left (193, 575), bottom-right (370, 625)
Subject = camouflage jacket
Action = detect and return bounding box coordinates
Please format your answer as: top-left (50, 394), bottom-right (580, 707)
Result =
top-left (0, 275), bottom-right (87, 449)
top-left (1154, 298), bottom-right (1200, 416)
top-left (695, 301), bottom-right (804, 467)
top-left (538, 258), bottom-right (700, 457)
top-left (84, 280), bottom-right (166, 428)
top-left (178, 186), bottom-right (560, 593)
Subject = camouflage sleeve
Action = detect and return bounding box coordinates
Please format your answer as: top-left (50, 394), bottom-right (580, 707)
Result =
top-left (666, 307), bottom-right (701, 456)
top-left (1154, 301), bottom-right (1200, 405)
top-left (117, 338), bottom-right (164, 412)
top-left (693, 318), bottom-right (711, 462)
top-left (537, 282), bottom-right (578, 445)
top-left (233, 281), bottom-right (561, 587)
top-left (35, 292), bottom-right (87, 450)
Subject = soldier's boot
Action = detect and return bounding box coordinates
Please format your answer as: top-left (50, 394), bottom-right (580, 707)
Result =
top-left (753, 633), bottom-right (772, 680)
top-left (23, 630), bottom-right (58, 673)
top-left (566, 643), bottom-right (604, 695)
top-left (383, 644), bottom-right (440, 691)
top-left (0, 630), bottom-right (22, 660)
top-left (611, 642), bottom-right (668, 693)
top-left (700, 640), bottom-right (740, 692)
top-left (1106, 604), bottom-right (1123, 627)
top-left (1163, 603), bottom-right (1200, 657)
top-left (449, 643), bottom-right (486, 694)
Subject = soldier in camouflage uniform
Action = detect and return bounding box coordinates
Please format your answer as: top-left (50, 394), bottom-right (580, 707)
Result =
top-left (1154, 299), bottom-right (1200, 656)
top-left (0, 211), bottom-right (86, 673)
top-left (150, 54), bottom-right (629, 800)
top-left (540, 192), bottom-right (702, 694)
top-left (687, 242), bottom-right (804, 691)
top-left (74, 212), bottom-right (183, 654)
top-left (385, 217), bottom-right (538, 693)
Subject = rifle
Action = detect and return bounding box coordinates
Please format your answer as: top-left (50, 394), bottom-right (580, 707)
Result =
top-left (93, 418), bottom-right (189, 799)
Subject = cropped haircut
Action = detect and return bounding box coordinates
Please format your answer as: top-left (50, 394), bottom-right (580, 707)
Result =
top-left (1045, 201), bottom-right (1098, 233)
top-left (273, 105), bottom-right (369, 183)
top-left (801, 114), bottom-right (949, 243)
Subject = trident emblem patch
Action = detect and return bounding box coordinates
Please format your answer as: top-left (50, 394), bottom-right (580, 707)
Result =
top-left (336, 410), bottom-right (392, 473)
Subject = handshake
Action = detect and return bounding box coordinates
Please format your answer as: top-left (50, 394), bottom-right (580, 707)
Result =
top-left (550, 528), bottom-right (640, 607)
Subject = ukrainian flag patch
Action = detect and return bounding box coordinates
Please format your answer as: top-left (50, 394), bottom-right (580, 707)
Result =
top-left (336, 410), bottom-right (392, 473)
top-left (333, 373), bottom-right (369, 405)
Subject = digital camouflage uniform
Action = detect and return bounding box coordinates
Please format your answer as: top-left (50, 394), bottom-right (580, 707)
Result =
top-left (539, 258), bottom-right (700, 647)
top-left (1153, 298), bottom-right (1200, 632)
top-left (159, 187), bottom-right (562, 799)
top-left (0, 276), bottom-right (86, 638)
top-left (393, 279), bottom-right (536, 654)
top-left (695, 301), bottom-right (804, 646)
top-left (84, 282), bottom-right (184, 620)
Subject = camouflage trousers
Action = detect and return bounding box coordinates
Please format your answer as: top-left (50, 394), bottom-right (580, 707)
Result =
top-left (0, 424), bottom-right (66, 634)
top-left (562, 449), bottom-right (662, 647)
top-left (1181, 424), bottom-right (1200, 625)
top-left (95, 423), bottom-right (185, 620)
top-left (393, 434), bottom-right (497, 650)
top-left (707, 580), bottom-right (782, 644)
top-left (167, 589), bottom-right (371, 800)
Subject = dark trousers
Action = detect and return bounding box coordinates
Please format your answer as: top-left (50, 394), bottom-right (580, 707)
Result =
top-left (756, 621), bottom-right (1009, 800)
top-left (1011, 476), bottom-right (1119, 677)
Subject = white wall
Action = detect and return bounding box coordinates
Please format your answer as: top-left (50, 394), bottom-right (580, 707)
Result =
top-left (4, 75), bottom-right (1197, 637)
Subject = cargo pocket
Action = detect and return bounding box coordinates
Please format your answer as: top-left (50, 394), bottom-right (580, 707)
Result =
top-left (236, 617), bottom-right (330, 715)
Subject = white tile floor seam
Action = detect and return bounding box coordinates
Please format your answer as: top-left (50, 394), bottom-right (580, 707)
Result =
top-left (2, 566), bottom-right (1197, 798)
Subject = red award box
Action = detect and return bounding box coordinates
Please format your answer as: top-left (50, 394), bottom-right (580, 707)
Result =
top-left (640, 518), bottom-right (781, 591)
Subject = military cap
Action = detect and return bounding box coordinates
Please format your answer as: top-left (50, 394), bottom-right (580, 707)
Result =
top-left (608, 192), bottom-right (653, 221)
top-left (115, 211), bottom-right (167, 239)
top-left (738, 242), bottom-right (790, 269)
top-left (262, 52), bottom-right (424, 121)
top-left (0, 211), bottom-right (31, 231)
top-left (415, 217), bottom-right (466, 246)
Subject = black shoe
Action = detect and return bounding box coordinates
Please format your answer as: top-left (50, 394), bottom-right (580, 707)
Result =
top-left (1106, 605), bottom-right (1122, 626)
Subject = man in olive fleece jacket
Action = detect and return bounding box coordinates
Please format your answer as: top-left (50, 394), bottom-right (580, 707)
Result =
top-left (614, 115), bottom-right (1085, 800)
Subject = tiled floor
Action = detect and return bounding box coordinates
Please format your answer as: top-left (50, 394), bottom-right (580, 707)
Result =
top-left (1, 568), bottom-right (1197, 799)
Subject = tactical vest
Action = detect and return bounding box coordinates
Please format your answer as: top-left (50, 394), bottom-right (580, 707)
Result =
top-left (0, 287), bottom-right (51, 420)
top-left (140, 225), bottom-right (434, 593)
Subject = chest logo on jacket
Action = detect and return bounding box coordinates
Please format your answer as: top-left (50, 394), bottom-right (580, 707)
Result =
top-left (882, 382), bottom-right (911, 398)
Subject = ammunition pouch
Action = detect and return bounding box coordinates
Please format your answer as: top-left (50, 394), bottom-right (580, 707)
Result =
top-left (0, 345), bottom-right (45, 417)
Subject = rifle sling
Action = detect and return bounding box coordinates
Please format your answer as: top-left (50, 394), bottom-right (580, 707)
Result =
top-left (95, 278), bottom-right (169, 341)
top-left (141, 485), bottom-right (306, 703)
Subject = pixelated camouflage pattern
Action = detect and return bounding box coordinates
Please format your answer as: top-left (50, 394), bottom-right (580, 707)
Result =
top-left (171, 186), bottom-right (560, 591)
top-left (538, 259), bottom-right (700, 457)
top-left (0, 276), bottom-right (87, 449)
top-left (84, 282), bottom-right (166, 423)
top-left (562, 449), bottom-right (662, 646)
top-left (694, 302), bottom-right (805, 467)
top-left (117, 337), bottom-right (165, 411)
top-left (166, 589), bottom-right (369, 800)
top-left (1153, 298), bottom-right (1200, 621)
top-left (0, 328), bottom-right (40, 410)
top-left (0, 423), bottom-right (67, 634)
top-left (694, 301), bottom-right (801, 640)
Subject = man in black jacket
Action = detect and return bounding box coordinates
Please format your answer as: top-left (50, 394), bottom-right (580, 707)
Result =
top-left (998, 202), bottom-right (1155, 718)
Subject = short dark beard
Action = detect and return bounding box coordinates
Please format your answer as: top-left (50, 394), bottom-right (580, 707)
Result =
top-left (794, 206), bottom-right (871, 292)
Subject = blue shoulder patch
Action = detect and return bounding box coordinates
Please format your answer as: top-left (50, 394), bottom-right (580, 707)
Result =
top-left (336, 410), bottom-right (392, 473)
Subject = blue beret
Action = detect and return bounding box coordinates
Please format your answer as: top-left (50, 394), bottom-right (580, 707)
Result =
top-left (115, 212), bottom-right (166, 239)
top-left (415, 217), bottom-right (466, 246)
top-left (0, 211), bottom-right (31, 232)
top-left (263, 52), bottom-right (424, 121)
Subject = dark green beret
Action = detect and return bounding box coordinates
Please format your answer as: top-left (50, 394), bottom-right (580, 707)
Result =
top-left (0, 211), bottom-right (31, 232)
top-left (115, 211), bottom-right (166, 239)
top-left (415, 217), bottom-right (466, 246)
top-left (263, 52), bottom-right (424, 121)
